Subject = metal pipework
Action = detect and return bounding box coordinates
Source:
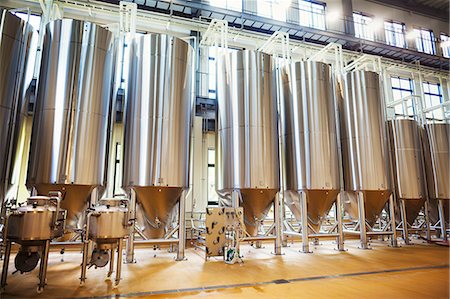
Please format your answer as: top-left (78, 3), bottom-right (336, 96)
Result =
top-left (1, 194), bottom-right (67, 293)
top-left (80, 198), bottom-right (130, 287)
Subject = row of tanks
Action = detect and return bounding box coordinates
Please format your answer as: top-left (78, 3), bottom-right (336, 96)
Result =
top-left (0, 15), bottom-right (194, 292)
top-left (0, 12), bottom-right (448, 292)
top-left (215, 49), bottom-right (449, 251)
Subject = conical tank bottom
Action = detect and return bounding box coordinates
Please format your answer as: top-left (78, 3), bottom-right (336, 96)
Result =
top-left (132, 186), bottom-right (182, 239)
top-left (402, 199), bottom-right (426, 225)
top-left (33, 184), bottom-right (95, 229)
top-left (344, 190), bottom-right (391, 226)
top-left (286, 190), bottom-right (339, 233)
top-left (239, 188), bottom-right (278, 236)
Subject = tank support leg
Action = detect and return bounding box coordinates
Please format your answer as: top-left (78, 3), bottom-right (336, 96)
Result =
top-left (399, 199), bottom-right (409, 245)
top-left (437, 200), bottom-right (447, 241)
top-left (107, 247), bottom-right (115, 278)
top-left (299, 191), bottom-right (310, 253)
top-left (389, 195), bottom-right (399, 247)
top-left (1, 240), bottom-right (11, 290)
top-left (357, 192), bottom-right (369, 249)
top-left (176, 191), bottom-right (186, 261)
top-left (38, 240), bottom-right (50, 292)
top-left (126, 189), bottom-right (136, 263)
top-left (273, 193), bottom-right (282, 255)
top-left (336, 194), bottom-right (345, 251)
top-left (424, 200), bottom-right (431, 241)
top-left (115, 239), bottom-right (123, 287)
top-left (80, 241), bottom-right (89, 285)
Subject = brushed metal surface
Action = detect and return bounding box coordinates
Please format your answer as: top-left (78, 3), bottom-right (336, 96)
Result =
top-left (7, 196), bottom-right (66, 241)
top-left (88, 199), bottom-right (130, 240)
top-left (280, 61), bottom-right (340, 230)
top-left (122, 34), bottom-right (193, 238)
top-left (388, 119), bottom-right (426, 199)
top-left (340, 71), bottom-right (391, 224)
top-left (0, 11), bottom-right (35, 200)
top-left (27, 19), bottom-right (114, 227)
top-left (422, 123), bottom-right (450, 200)
top-left (216, 50), bottom-right (279, 236)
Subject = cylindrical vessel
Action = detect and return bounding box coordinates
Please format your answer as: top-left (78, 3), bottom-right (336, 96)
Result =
top-left (216, 50), bottom-right (279, 235)
top-left (422, 123), bottom-right (449, 223)
top-left (27, 19), bottom-right (114, 227)
top-left (122, 34), bottom-right (193, 238)
top-left (388, 119), bottom-right (427, 224)
top-left (88, 199), bottom-right (130, 240)
top-left (340, 70), bottom-right (391, 224)
top-left (280, 61), bottom-right (340, 229)
top-left (0, 11), bottom-right (35, 201)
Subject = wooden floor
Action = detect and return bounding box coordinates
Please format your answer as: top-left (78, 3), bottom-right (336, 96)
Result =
top-left (1, 238), bottom-right (449, 298)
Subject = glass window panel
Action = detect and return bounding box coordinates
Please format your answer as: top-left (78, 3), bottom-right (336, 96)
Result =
top-left (441, 34), bottom-right (450, 58)
top-left (391, 77), bottom-right (400, 88)
top-left (400, 79), bottom-right (410, 90)
top-left (210, 0), bottom-right (242, 11)
top-left (392, 89), bottom-right (402, 100)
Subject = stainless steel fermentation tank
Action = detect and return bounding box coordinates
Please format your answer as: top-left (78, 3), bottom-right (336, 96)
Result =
top-left (27, 19), bottom-right (114, 231)
top-left (0, 10), bottom-right (35, 205)
top-left (422, 123), bottom-right (449, 240)
top-left (216, 49), bottom-right (281, 246)
top-left (387, 119), bottom-right (428, 243)
top-left (280, 61), bottom-right (343, 252)
top-left (122, 34), bottom-right (193, 262)
top-left (340, 70), bottom-right (397, 248)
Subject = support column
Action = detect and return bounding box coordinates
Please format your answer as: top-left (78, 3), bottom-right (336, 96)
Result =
top-left (424, 200), bottom-right (431, 241)
top-left (231, 190), bottom-right (239, 209)
top-left (107, 247), bottom-right (115, 278)
top-left (0, 240), bottom-right (11, 290)
top-left (38, 240), bottom-right (50, 293)
top-left (336, 193), bottom-right (345, 251)
top-left (115, 239), bottom-right (123, 287)
top-left (399, 199), bottom-right (409, 244)
top-left (176, 190), bottom-right (186, 261)
top-left (273, 193), bottom-right (282, 255)
top-left (437, 199), bottom-right (447, 241)
top-left (80, 241), bottom-right (89, 286)
top-left (299, 191), bottom-right (310, 253)
top-left (389, 195), bottom-right (399, 247)
top-left (126, 189), bottom-right (136, 263)
top-left (357, 192), bottom-right (369, 249)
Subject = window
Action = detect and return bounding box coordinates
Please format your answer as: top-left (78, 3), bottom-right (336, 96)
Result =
top-left (299, 0), bottom-right (326, 30)
top-left (384, 21), bottom-right (406, 48)
top-left (423, 82), bottom-right (443, 119)
top-left (257, 0), bottom-right (290, 22)
top-left (440, 34), bottom-right (450, 58)
top-left (353, 12), bottom-right (374, 41)
top-left (209, 0), bottom-right (242, 12)
top-left (207, 149), bottom-right (218, 205)
top-left (414, 28), bottom-right (435, 55)
top-left (391, 77), bottom-right (414, 115)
